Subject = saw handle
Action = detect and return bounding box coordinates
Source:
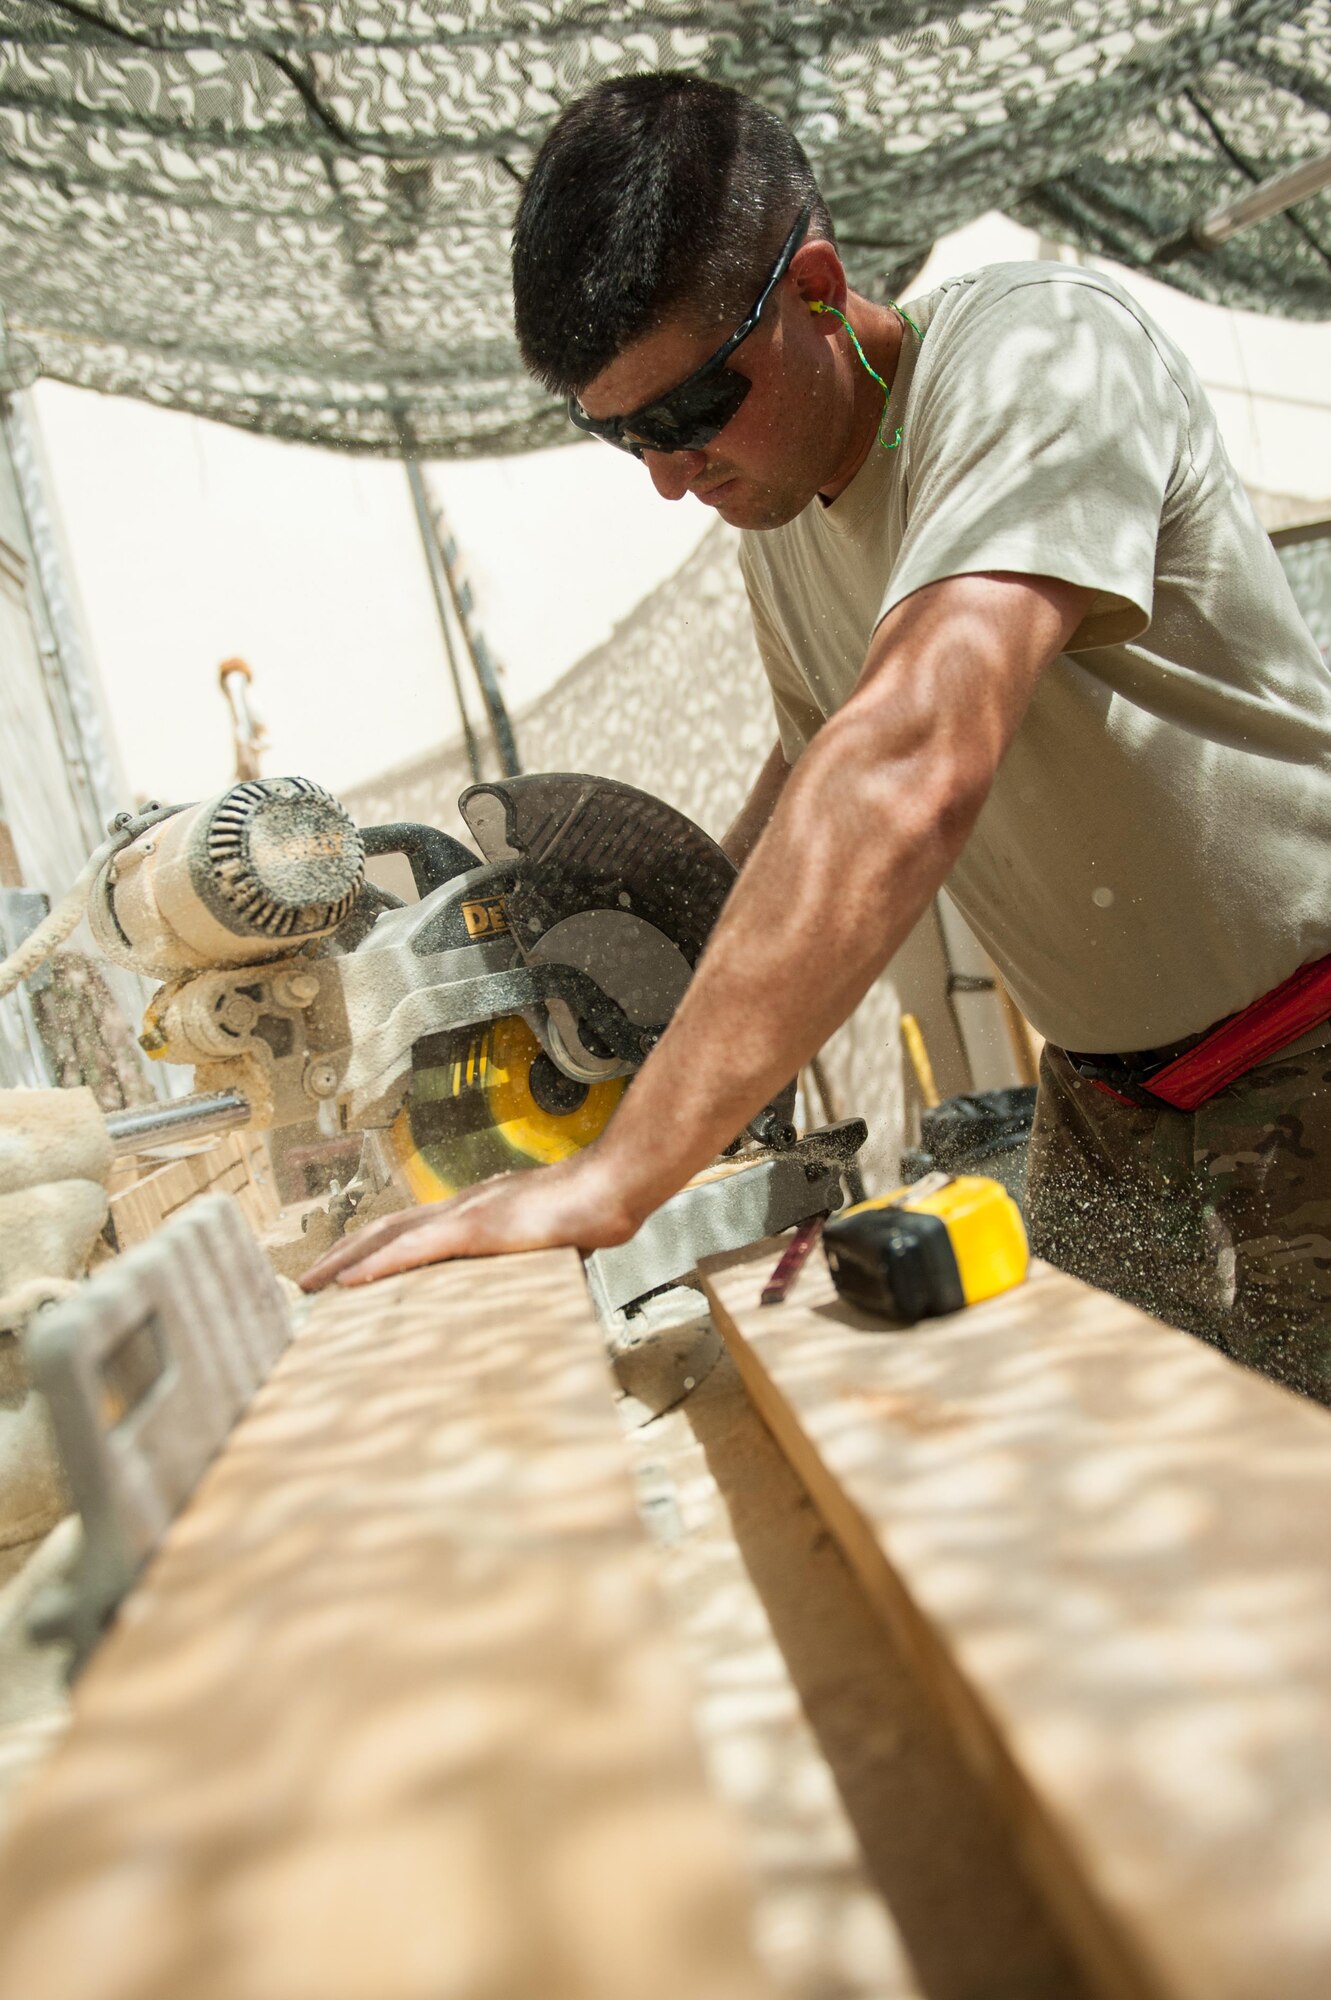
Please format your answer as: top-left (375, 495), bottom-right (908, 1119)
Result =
top-left (360, 822), bottom-right (478, 900)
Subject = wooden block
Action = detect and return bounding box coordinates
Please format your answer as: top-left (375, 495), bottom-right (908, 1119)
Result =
top-left (230, 1184), bottom-right (272, 1237)
top-left (106, 1175), bottom-right (170, 1249)
top-left (108, 1158), bottom-right (202, 1248)
top-left (236, 1132), bottom-right (282, 1231)
top-left (105, 1157), bottom-right (145, 1201)
top-left (258, 1201), bottom-right (338, 1284)
top-left (701, 1241), bottom-right (1331, 2000)
top-left (108, 1134), bottom-right (280, 1250)
top-left (0, 1251), bottom-right (770, 2000)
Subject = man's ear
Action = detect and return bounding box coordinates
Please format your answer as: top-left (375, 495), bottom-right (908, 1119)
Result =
top-left (791, 237), bottom-right (849, 317)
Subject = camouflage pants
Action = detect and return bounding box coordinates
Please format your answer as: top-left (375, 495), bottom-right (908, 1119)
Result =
top-left (1025, 1032), bottom-right (1331, 1404)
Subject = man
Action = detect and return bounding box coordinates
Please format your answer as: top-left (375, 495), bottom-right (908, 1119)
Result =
top-left (306, 76), bottom-right (1331, 1400)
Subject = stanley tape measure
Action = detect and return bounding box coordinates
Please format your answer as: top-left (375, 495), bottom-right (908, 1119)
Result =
top-left (823, 1172), bottom-right (1029, 1322)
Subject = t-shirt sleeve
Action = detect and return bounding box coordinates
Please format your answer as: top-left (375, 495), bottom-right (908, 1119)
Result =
top-left (880, 277), bottom-right (1192, 650)
top-left (740, 546), bottom-right (825, 761)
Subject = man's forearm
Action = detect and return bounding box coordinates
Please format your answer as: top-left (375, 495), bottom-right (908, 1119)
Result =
top-left (594, 571), bottom-right (1090, 1226)
top-left (597, 703), bottom-right (973, 1219)
top-left (721, 738), bottom-right (789, 866)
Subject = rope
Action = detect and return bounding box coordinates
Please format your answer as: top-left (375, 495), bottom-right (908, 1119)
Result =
top-left (0, 831), bottom-right (125, 1000)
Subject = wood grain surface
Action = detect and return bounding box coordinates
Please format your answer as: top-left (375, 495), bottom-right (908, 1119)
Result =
top-left (108, 1130), bottom-right (280, 1250)
top-left (701, 1241), bottom-right (1331, 2000)
top-left (0, 1250), bottom-right (771, 2000)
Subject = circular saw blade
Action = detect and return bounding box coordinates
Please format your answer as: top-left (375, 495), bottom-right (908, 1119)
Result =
top-left (387, 1013), bottom-right (625, 1203)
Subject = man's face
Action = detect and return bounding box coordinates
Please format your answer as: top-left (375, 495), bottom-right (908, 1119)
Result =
top-left (575, 273), bottom-right (853, 530)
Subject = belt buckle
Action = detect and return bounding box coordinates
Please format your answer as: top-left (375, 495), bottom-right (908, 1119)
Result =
top-left (1062, 1049), bottom-right (1163, 1109)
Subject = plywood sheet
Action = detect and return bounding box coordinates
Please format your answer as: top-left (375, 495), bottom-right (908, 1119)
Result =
top-left (628, 1345), bottom-right (1092, 2000)
top-left (702, 1241), bottom-right (1331, 2000)
top-left (0, 1251), bottom-right (771, 2000)
top-left (109, 1130), bottom-right (281, 1249)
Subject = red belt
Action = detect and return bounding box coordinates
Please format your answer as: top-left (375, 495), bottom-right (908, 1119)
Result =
top-left (1066, 951), bottom-right (1331, 1113)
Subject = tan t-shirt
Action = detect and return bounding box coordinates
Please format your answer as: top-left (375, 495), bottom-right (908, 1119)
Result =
top-left (740, 262), bottom-right (1331, 1054)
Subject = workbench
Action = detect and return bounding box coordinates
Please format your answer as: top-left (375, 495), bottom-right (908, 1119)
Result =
top-left (0, 1232), bottom-right (1328, 2000)
top-left (701, 1241), bottom-right (1331, 2000)
top-left (0, 1252), bottom-right (769, 2000)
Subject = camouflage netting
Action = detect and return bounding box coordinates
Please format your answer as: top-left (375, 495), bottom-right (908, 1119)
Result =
top-left (1, 1), bottom-right (1328, 456)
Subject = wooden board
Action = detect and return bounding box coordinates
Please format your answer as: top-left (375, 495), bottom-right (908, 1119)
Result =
top-left (701, 1240), bottom-right (1331, 2000)
top-left (627, 1346), bottom-right (1092, 2000)
top-left (108, 1128), bottom-right (281, 1249)
top-left (0, 1251), bottom-right (772, 2000)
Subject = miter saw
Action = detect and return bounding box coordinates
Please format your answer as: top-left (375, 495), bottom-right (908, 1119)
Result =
top-left (56, 772), bottom-right (864, 1349)
top-left (0, 770), bottom-right (868, 1676)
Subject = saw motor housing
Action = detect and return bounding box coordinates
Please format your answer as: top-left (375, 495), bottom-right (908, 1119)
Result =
top-left (88, 777), bottom-right (366, 981)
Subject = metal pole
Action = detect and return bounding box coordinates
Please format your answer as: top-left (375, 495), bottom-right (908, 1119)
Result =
top-left (1193, 144), bottom-right (1331, 249)
top-left (1, 390), bottom-right (124, 847)
top-left (218, 657), bottom-right (266, 782)
top-left (404, 459), bottom-right (483, 785)
top-left (434, 511), bottom-right (522, 777)
top-left (0, 383), bottom-right (166, 1100)
top-left (104, 1089), bottom-right (252, 1156)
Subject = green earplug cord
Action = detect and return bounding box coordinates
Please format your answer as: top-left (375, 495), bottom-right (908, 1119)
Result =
top-left (810, 299), bottom-right (920, 451)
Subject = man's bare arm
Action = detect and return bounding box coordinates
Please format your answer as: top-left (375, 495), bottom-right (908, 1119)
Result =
top-left (303, 569), bottom-right (1090, 1287)
top-left (721, 739), bottom-right (789, 866)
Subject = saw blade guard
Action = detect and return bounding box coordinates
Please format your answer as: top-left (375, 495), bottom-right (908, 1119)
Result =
top-left (460, 773), bottom-right (736, 966)
top-left (459, 773), bottom-right (797, 1145)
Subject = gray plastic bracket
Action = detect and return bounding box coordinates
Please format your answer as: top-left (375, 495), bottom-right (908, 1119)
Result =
top-left (584, 1128), bottom-right (862, 1319)
top-left (23, 1193), bottom-right (291, 1671)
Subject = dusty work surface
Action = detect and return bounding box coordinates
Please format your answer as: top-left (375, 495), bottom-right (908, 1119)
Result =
top-left (0, 1251), bottom-right (772, 2000)
top-left (702, 1242), bottom-right (1331, 2000)
top-left (626, 1346), bottom-right (1089, 2000)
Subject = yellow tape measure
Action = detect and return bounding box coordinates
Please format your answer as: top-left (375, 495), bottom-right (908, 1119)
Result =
top-left (823, 1172), bottom-right (1028, 1322)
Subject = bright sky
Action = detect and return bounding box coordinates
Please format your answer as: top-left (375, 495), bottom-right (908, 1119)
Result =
top-left (32, 213), bottom-right (1331, 817)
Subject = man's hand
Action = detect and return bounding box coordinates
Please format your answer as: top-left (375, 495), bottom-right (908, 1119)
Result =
top-left (299, 1145), bottom-right (644, 1292)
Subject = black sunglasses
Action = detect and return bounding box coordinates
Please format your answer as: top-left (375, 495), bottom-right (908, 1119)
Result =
top-left (568, 204), bottom-right (813, 458)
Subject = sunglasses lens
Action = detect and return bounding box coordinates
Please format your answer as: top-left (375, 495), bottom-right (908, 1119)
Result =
top-left (568, 366), bottom-right (751, 455)
top-left (623, 369), bottom-right (751, 454)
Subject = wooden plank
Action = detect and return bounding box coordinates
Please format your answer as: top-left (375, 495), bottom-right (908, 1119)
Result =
top-left (701, 1240), bottom-right (1331, 2000)
top-left (626, 1344), bottom-right (1092, 2000)
top-left (109, 1131), bottom-right (280, 1249)
top-left (0, 1251), bottom-right (772, 2000)
top-left (108, 1153), bottom-right (219, 1247)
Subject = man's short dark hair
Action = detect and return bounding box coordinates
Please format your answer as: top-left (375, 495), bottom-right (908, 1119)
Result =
top-left (512, 74), bottom-right (834, 398)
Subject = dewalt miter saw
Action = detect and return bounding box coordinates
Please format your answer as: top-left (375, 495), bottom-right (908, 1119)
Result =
top-left (67, 773), bottom-right (862, 1292)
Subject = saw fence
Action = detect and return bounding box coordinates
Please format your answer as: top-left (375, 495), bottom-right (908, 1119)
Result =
top-left (1, 1221), bottom-right (1331, 2000)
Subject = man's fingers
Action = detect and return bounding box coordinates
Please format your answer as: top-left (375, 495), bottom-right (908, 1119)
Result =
top-left (333, 1195), bottom-right (517, 1285)
top-left (300, 1205), bottom-right (444, 1291)
top-left (298, 1154), bottom-right (632, 1293)
top-left (334, 1223), bottom-right (467, 1285)
top-left (299, 1180), bottom-right (521, 1292)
